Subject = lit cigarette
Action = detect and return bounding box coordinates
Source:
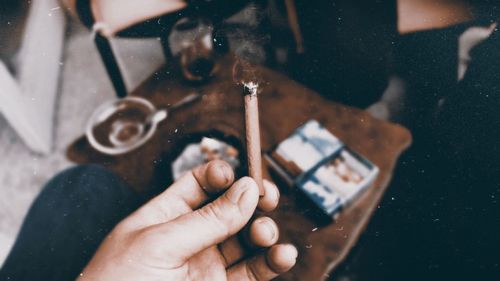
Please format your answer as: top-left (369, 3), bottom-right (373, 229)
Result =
top-left (243, 82), bottom-right (264, 195)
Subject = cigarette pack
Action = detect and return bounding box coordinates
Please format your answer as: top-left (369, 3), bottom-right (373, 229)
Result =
top-left (265, 120), bottom-right (379, 218)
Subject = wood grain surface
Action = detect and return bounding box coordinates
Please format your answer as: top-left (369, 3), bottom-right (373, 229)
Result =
top-left (67, 54), bottom-right (412, 280)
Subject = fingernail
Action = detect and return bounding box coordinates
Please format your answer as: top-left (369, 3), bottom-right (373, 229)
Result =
top-left (259, 219), bottom-right (276, 240)
top-left (273, 184), bottom-right (280, 202)
top-left (264, 179), bottom-right (280, 200)
top-left (220, 164), bottom-right (232, 184)
top-left (277, 244), bottom-right (298, 260)
top-left (287, 244), bottom-right (298, 259)
top-left (227, 178), bottom-right (253, 204)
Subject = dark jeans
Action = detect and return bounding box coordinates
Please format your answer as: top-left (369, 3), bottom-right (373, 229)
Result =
top-left (0, 165), bottom-right (144, 281)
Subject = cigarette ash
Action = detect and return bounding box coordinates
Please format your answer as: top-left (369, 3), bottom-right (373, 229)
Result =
top-left (243, 81), bottom-right (259, 96)
top-left (232, 58), bottom-right (261, 96)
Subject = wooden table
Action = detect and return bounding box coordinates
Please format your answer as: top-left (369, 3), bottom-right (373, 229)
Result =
top-left (68, 54), bottom-right (412, 280)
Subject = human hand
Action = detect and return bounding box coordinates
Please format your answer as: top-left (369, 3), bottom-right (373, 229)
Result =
top-left (78, 160), bottom-right (297, 280)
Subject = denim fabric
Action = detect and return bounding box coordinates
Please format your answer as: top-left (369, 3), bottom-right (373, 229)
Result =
top-left (0, 165), bottom-right (142, 281)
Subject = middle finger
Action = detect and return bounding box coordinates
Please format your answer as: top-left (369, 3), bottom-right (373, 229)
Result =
top-left (219, 216), bottom-right (279, 267)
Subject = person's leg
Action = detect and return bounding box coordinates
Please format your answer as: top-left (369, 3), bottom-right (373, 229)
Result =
top-left (0, 165), bottom-right (143, 281)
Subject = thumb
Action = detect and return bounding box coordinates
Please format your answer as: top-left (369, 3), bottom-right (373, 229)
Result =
top-left (149, 177), bottom-right (259, 265)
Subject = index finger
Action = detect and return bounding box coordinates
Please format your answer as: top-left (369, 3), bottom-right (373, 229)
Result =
top-left (122, 160), bottom-right (235, 230)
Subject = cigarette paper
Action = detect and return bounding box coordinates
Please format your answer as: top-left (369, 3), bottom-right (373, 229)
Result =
top-left (244, 83), bottom-right (264, 195)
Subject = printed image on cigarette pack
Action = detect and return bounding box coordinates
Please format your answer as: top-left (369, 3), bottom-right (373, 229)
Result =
top-left (265, 120), bottom-right (379, 217)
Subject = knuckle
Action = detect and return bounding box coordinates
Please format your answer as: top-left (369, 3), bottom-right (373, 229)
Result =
top-left (222, 190), bottom-right (248, 216)
top-left (239, 176), bottom-right (257, 185)
top-left (198, 203), bottom-right (231, 237)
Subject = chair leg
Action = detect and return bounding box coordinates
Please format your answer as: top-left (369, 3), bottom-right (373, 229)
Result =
top-left (94, 33), bottom-right (128, 98)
